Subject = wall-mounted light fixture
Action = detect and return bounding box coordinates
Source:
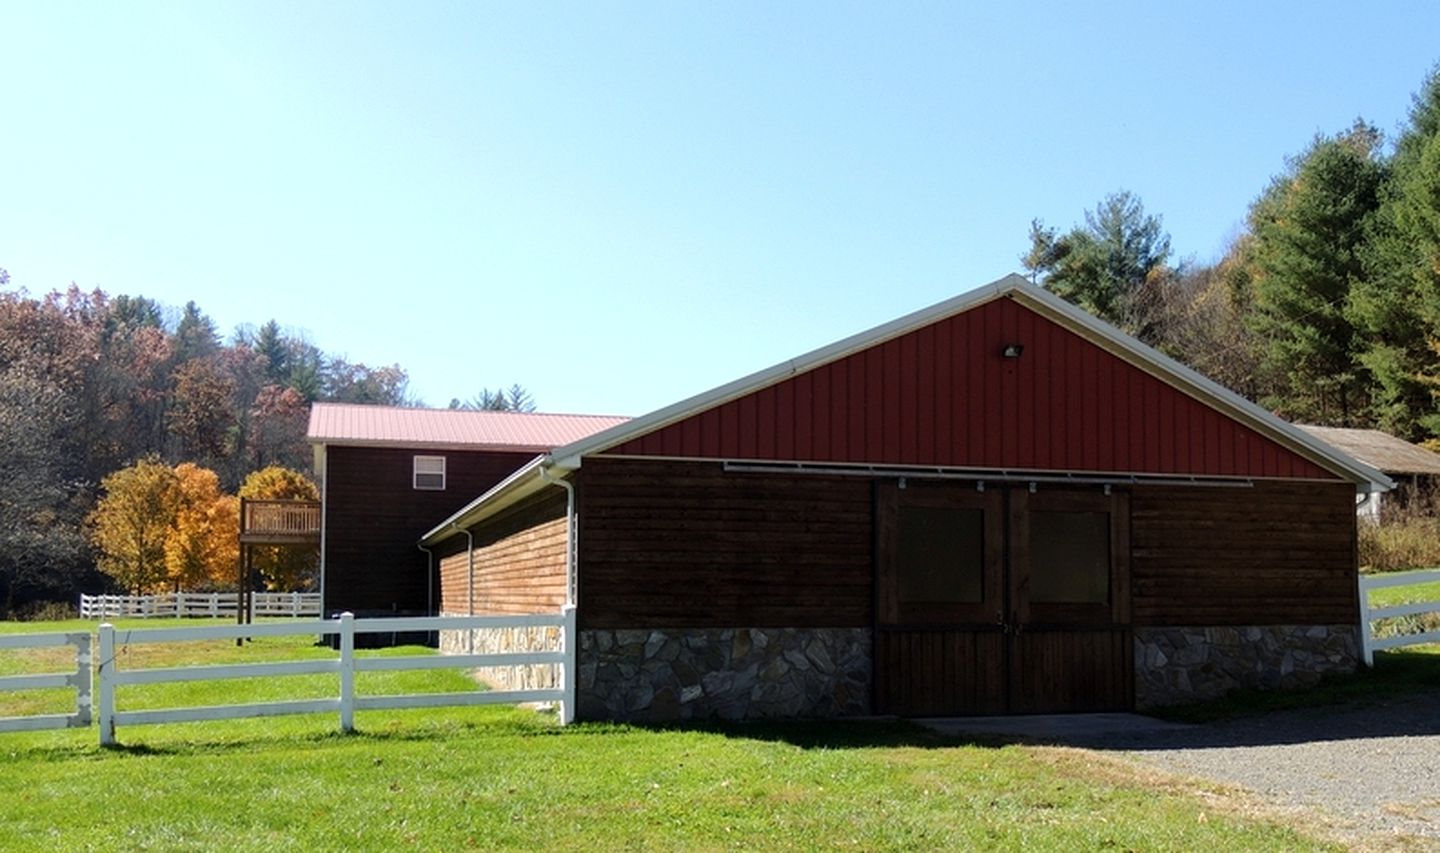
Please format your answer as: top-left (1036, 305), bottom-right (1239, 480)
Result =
top-left (1002, 343), bottom-right (1024, 358)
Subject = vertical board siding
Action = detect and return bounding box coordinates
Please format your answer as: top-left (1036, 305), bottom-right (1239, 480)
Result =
top-left (604, 296), bottom-right (1335, 480)
top-left (323, 446), bottom-right (539, 616)
top-left (576, 458), bottom-right (873, 630)
top-left (437, 491), bottom-right (568, 616)
top-left (1131, 480), bottom-right (1358, 626)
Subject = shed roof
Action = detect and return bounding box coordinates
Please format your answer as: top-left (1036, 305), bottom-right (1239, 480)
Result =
top-left (1294, 424), bottom-right (1440, 477)
top-left (306, 403), bottom-right (629, 452)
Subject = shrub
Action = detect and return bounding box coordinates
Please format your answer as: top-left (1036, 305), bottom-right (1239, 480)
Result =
top-left (17, 599), bottom-right (76, 622)
top-left (1359, 513), bottom-right (1440, 573)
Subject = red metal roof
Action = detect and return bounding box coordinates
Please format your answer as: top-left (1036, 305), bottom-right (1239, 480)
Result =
top-left (307, 403), bottom-right (629, 452)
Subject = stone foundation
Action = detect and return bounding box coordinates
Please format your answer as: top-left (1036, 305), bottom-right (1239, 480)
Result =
top-left (577, 627), bottom-right (871, 722)
top-left (1135, 624), bottom-right (1359, 708)
top-left (438, 614), bottom-right (562, 691)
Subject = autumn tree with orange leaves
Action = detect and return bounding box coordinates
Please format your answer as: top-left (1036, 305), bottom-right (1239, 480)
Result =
top-left (165, 463), bottom-right (239, 591)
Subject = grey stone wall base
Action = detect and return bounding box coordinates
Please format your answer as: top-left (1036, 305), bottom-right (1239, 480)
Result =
top-left (578, 627), bottom-right (871, 723)
top-left (438, 614), bottom-right (561, 691)
top-left (1135, 624), bottom-right (1359, 709)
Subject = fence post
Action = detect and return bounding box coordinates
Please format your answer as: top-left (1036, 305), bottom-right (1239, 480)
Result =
top-left (73, 633), bottom-right (93, 727)
top-left (560, 604), bottom-right (577, 725)
top-left (1358, 574), bottom-right (1374, 668)
top-left (98, 623), bottom-right (116, 746)
top-left (292, 592), bottom-right (300, 617)
top-left (339, 612), bottom-right (355, 733)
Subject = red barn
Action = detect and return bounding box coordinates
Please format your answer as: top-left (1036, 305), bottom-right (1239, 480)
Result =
top-left (420, 274), bottom-right (1389, 720)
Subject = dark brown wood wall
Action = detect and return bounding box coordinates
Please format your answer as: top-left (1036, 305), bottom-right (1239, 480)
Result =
top-left (438, 491), bottom-right (568, 615)
top-left (575, 459), bottom-right (1358, 632)
top-left (323, 445), bottom-right (537, 615)
top-left (576, 458), bottom-right (873, 630)
top-left (1131, 480), bottom-right (1358, 625)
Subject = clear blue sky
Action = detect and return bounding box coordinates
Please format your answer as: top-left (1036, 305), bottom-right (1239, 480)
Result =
top-left (3, 2), bottom-right (1438, 417)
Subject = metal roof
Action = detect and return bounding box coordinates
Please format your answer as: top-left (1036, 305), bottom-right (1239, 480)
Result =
top-left (1294, 424), bottom-right (1440, 477)
top-left (307, 403), bottom-right (629, 452)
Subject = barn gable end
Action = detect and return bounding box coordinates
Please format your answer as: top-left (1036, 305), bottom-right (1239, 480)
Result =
top-left (605, 291), bottom-right (1335, 480)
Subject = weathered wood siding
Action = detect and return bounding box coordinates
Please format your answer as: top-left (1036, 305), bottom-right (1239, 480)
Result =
top-left (1131, 480), bottom-right (1358, 626)
top-left (606, 296), bottom-right (1336, 480)
top-left (438, 491), bottom-right (568, 615)
top-left (576, 458), bottom-right (872, 630)
top-left (323, 445), bottom-right (537, 615)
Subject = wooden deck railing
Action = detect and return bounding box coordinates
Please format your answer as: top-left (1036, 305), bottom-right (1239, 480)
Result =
top-left (240, 499), bottom-right (321, 542)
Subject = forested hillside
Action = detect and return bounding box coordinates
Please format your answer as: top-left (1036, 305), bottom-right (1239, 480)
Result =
top-left (0, 280), bottom-right (411, 613)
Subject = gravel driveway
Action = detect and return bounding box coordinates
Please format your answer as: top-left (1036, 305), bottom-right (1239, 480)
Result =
top-left (1086, 690), bottom-right (1440, 847)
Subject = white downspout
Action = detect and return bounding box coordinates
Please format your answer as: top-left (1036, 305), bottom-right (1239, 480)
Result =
top-left (417, 542), bottom-right (435, 646)
top-left (540, 465), bottom-right (578, 607)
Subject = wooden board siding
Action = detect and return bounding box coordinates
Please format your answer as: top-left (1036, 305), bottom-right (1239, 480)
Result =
top-left (323, 445), bottom-right (537, 615)
top-left (576, 458), bottom-right (873, 630)
top-left (605, 296), bottom-right (1335, 480)
top-left (438, 491), bottom-right (568, 615)
top-left (1131, 480), bottom-right (1358, 626)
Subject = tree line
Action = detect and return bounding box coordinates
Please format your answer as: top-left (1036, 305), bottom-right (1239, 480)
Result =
top-left (1026, 67), bottom-right (1440, 443)
top-left (0, 283), bottom-right (411, 615)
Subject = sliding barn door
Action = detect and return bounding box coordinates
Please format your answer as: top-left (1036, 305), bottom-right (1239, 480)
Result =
top-left (874, 482), bottom-right (1132, 716)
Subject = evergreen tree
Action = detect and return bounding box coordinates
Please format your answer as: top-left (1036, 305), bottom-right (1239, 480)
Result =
top-left (1353, 68), bottom-right (1440, 438)
top-left (1246, 121), bottom-right (1386, 424)
top-left (1022, 190), bottom-right (1173, 343)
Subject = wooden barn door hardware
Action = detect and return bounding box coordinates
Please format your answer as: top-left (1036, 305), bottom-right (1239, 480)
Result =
top-left (874, 480), bottom-right (1132, 717)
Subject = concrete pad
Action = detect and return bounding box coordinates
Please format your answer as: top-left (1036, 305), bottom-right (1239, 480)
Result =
top-left (915, 712), bottom-right (1196, 742)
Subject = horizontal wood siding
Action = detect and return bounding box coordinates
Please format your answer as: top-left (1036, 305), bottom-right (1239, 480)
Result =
top-left (438, 491), bottom-right (568, 615)
top-left (605, 296), bottom-right (1335, 480)
top-left (323, 445), bottom-right (537, 615)
top-left (1131, 480), bottom-right (1358, 626)
top-left (577, 458), bottom-right (873, 629)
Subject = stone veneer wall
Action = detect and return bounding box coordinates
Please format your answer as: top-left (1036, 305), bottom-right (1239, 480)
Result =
top-left (577, 627), bottom-right (871, 723)
top-left (438, 614), bottom-right (561, 691)
top-left (1135, 625), bottom-right (1359, 708)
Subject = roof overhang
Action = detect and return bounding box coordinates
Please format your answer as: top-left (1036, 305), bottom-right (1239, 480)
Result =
top-left (418, 454), bottom-right (561, 547)
top-left (306, 437), bottom-right (556, 454)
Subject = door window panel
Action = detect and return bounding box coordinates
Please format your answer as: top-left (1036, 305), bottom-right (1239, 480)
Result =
top-left (1029, 510), bottom-right (1110, 604)
top-left (896, 506), bottom-right (984, 604)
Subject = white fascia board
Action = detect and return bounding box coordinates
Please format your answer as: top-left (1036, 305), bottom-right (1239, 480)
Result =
top-left (304, 437), bottom-right (555, 454)
top-left (549, 273), bottom-right (1024, 465)
top-left (417, 454), bottom-right (551, 546)
top-left (1009, 284), bottom-right (1395, 493)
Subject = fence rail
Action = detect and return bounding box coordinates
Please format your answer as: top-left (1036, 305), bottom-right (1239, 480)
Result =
top-left (79, 592), bottom-right (322, 620)
top-left (0, 632), bottom-right (92, 734)
top-left (1359, 569), bottom-right (1440, 666)
top-left (91, 609), bottom-right (576, 745)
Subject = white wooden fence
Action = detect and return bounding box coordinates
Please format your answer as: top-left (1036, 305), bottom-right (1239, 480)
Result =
top-left (79, 592), bottom-right (322, 620)
top-left (0, 610), bottom-right (575, 745)
top-left (0, 631), bottom-right (92, 733)
top-left (1358, 569), bottom-right (1440, 666)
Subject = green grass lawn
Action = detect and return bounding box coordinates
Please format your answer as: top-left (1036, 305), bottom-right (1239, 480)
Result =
top-left (1363, 568), bottom-right (1440, 611)
top-left (0, 617), bottom-right (1343, 850)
